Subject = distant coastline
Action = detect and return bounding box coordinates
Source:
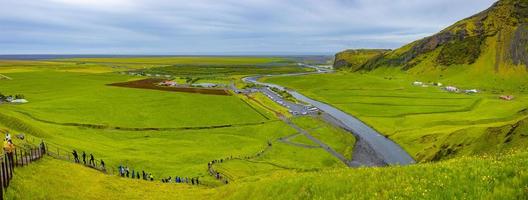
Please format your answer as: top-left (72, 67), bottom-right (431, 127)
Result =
top-left (0, 54), bottom-right (332, 60)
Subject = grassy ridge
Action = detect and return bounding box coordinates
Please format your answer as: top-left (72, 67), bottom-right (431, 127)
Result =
top-left (6, 158), bottom-right (211, 200)
top-left (7, 149), bottom-right (528, 199)
top-left (220, 149), bottom-right (528, 200)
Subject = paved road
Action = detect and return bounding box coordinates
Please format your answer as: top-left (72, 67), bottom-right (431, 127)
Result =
top-left (243, 65), bottom-right (415, 166)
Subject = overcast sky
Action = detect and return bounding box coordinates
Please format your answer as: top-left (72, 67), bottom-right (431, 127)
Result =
top-left (0, 0), bottom-right (497, 55)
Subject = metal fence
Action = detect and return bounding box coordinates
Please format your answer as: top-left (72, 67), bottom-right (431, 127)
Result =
top-left (0, 144), bottom-right (45, 200)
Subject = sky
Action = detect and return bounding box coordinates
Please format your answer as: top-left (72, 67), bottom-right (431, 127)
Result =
top-left (0, 0), bottom-right (497, 55)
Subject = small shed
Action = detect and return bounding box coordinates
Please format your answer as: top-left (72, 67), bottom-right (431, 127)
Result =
top-left (192, 83), bottom-right (217, 88)
top-left (11, 99), bottom-right (28, 104)
top-left (413, 81), bottom-right (423, 86)
top-left (445, 86), bottom-right (459, 93)
top-left (465, 89), bottom-right (479, 94)
top-left (499, 95), bottom-right (514, 101)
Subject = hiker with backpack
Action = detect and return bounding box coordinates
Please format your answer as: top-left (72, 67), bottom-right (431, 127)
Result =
top-left (72, 150), bottom-right (80, 163)
top-left (89, 154), bottom-right (95, 166)
top-left (82, 151), bottom-right (86, 165)
top-left (39, 141), bottom-right (46, 154)
top-left (100, 160), bottom-right (105, 171)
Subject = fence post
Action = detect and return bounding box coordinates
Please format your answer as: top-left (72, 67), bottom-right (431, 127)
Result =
top-left (0, 164), bottom-right (3, 200)
top-left (3, 156), bottom-right (9, 184)
top-left (0, 161), bottom-right (4, 191)
top-left (21, 150), bottom-right (25, 167)
top-left (2, 161), bottom-right (7, 188)
top-left (14, 149), bottom-right (17, 167)
top-left (8, 156), bottom-right (12, 181)
top-left (29, 149), bottom-right (33, 163)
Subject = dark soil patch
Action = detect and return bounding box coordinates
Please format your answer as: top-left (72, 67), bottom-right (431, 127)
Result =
top-left (107, 78), bottom-right (231, 96)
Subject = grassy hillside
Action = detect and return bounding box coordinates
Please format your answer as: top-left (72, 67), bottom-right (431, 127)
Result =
top-left (278, 0), bottom-right (528, 162)
top-left (7, 149), bottom-right (528, 199)
top-left (220, 148), bottom-right (528, 200)
top-left (338, 0), bottom-right (528, 80)
top-left (333, 49), bottom-right (389, 71)
top-left (0, 57), bottom-right (350, 186)
top-left (6, 158), bottom-right (210, 200)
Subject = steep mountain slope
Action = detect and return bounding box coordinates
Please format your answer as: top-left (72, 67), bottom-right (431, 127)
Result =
top-left (333, 49), bottom-right (389, 70)
top-left (349, 0), bottom-right (528, 73)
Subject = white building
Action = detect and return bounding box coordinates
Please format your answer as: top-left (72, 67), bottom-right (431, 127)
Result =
top-left (445, 86), bottom-right (459, 92)
top-left (192, 83), bottom-right (217, 88)
top-left (413, 81), bottom-right (423, 86)
top-left (11, 99), bottom-right (28, 104)
top-left (465, 89), bottom-right (479, 94)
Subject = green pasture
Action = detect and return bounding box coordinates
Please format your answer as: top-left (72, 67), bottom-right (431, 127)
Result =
top-left (0, 71), bottom-right (267, 128)
top-left (265, 72), bottom-right (528, 161)
top-left (0, 58), bottom-right (347, 186)
top-left (7, 148), bottom-right (528, 199)
top-left (291, 116), bottom-right (356, 160)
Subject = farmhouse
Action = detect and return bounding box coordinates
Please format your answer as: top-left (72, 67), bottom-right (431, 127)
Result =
top-left (444, 86), bottom-right (459, 92)
top-left (412, 81), bottom-right (423, 86)
top-left (159, 80), bottom-right (177, 87)
top-left (500, 95), bottom-right (515, 101)
top-left (10, 99), bottom-right (28, 104)
top-left (465, 89), bottom-right (479, 94)
top-left (192, 83), bottom-right (217, 88)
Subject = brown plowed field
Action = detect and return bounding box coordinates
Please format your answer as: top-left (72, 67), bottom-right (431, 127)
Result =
top-left (107, 78), bottom-right (231, 96)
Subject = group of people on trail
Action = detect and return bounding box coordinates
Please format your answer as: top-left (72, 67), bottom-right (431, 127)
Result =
top-left (72, 150), bottom-right (105, 170)
top-left (118, 165), bottom-right (154, 181)
top-left (161, 176), bottom-right (200, 185)
top-left (208, 158), bottom-right (231, 184)
top-left (206, 142), bottom-right (272, 185)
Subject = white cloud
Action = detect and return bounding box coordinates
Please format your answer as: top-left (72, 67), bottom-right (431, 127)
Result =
top-left (0, 0), bottom-right (497, 54)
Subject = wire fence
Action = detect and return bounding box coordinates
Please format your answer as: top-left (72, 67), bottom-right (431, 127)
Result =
top-left (0, 143), bottom-right (46, 200)
top-left (0, 137), bottom-right (273, 198)
top-left (40, 141), bottom-right (206, 186)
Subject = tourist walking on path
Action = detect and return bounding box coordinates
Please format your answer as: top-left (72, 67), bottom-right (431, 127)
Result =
top-left (40, 140), bottom-right (46, 154)
top-left (72, 150), bottom-right (79, 163)
top-left (82, 151), bottom-right (86, 165)
top-left (89, 154), bottom-right (95, 166)
top-left (100, 160), bottom-right (105, 170)
top-left (119, 165), bottom-right (125, 177)
top-left (126, 166), bottom-right (130, 177)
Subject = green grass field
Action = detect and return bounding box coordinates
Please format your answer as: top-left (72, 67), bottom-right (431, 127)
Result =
top-left (0, 57), bottom-right (347, 187)
top-left (1, 56), bottom-right (527, 199)
top-left (264, 71), bottom-right (528, 162)
top-left (7, 148), bottom-right (528, 199)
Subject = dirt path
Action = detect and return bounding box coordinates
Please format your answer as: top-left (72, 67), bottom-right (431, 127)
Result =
top-left (0, 74), bottom-right (12, 80)
top-left (279, 116), bottom-right (352, 167)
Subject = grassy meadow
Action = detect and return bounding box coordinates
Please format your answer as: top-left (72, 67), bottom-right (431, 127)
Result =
top-left (0, 57), bottom-right (344, 186)
top-left (264, 71), bottom-right (528, 162)
top-left (1, 56), bottom-right (527, 199)
top-left (0, 57), bottom-right (358, 189)
top-left (7, 148), bottom-right (528, 199)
